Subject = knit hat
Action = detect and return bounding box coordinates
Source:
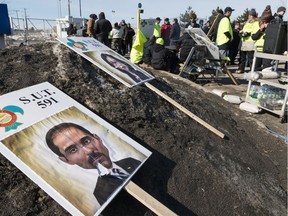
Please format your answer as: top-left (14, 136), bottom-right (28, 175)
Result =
top-left (156, 38), bottom-right (164, 45)
top-left (249, 9), bottom-right (257, 17)
top-left (89, 14), bottom-right (97, 20)
top-left (277, 6), bottom-right (286, 13)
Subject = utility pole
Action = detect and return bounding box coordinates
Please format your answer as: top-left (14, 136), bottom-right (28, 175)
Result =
top-left (24, 8), bottom-right (28, 44)
top-left (67, 0), bottom-right (71, 18)
top-left (13, 10), bottom-right (20, 29)
top-left (79, 0), bottom-right (82, 17)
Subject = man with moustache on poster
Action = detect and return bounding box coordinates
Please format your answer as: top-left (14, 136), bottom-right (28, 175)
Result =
top-left (46, 122), bottom-right (140, 205)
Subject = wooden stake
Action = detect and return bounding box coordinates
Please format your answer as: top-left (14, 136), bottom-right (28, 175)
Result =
top-left (223, 66), bottom-right (240, 85)
top-left (125, 181), bottom-right (178, 216)
top-left (145, 82), bottom-right (225, 139)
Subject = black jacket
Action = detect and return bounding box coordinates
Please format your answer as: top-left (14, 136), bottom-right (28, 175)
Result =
top-left (177, 32), bottom-right (196, 63)
top-left (94, 12), bottom-right (112, 40)
top-left (94, 157), bottom-right (141, 205)
top-left (151, 44), bottom-right (170, 70)
top-left (143, 39), bottom-right (156, 65)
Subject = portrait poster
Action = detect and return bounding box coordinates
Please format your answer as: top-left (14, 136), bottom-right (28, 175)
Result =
top-left (57, 37), bottom-right (154, 88)
top-left (186, 28), bottom-right (220, 59)
top-left (0, 82), bottom-right (151, 216)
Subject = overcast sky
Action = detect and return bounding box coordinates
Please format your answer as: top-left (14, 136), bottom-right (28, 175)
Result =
top-left (4, 0), bottom-right (287, 25)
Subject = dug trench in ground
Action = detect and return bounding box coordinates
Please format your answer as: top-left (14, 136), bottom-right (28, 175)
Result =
top-left (0, 42), bottom-right (286, 216)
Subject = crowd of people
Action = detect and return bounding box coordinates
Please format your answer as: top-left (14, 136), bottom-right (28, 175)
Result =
top-left (145, 5), bottom-right (286, 74)
top-left (67, 5), bottom-right (286, 74)
top-left (67, 12), bottom-right (135, 56)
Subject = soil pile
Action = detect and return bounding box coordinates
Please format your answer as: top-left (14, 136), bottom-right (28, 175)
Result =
top-left (0, 42), bottom-right (286, 216)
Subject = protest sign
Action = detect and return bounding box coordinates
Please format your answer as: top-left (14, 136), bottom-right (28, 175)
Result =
top-left (0, 82), bottom-right (151, 215)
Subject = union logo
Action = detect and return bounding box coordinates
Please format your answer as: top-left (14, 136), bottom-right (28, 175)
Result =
top-left (0, 105), bottom-right (23, 132)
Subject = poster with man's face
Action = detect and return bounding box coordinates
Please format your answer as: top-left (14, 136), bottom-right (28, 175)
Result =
top-left (0, 82), bottom-right (151, 216)
top-left (57, 37), bottom-right (154, 87)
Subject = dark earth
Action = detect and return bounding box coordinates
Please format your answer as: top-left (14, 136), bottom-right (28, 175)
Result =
top-left (0, 42), bottom-right (287, 216)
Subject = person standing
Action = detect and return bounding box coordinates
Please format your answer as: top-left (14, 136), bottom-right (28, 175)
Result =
top-left (169, 18), bottom-right (181, 46)
top-left (236, 9), bottom-right (259, 73)
top-left (110, 22), bottom-right (124, 55)
top-left (228, 21), bottom-right (241, 65)
top-left (271, 6), bottom-right (286, 23)
top-left (153, 17), bottom-right (161, 38)
top-left (216, 7), bottom-right (234, 59)
top-left (94, 12), bottom-right (112, 46)
top-left (186, 12), bottom-right (200, 28)
top-left (86, 14), bottom-right (97, 38)
top-left (160, 18), bottom-right (172, 46)
top-left (120, 20), bottom-right (128, 55)
top-left (209, 9), bottom-right (224, 42)
top-left (202, 20), bottom-right (211, 35)
top-left (125, 23), bottom-right (135, 54)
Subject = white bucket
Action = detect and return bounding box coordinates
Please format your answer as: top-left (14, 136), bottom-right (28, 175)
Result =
top-left (223, 95), bottom-right (242, 104)
top-left (239, 102), bottom-right (261, 113)
top-left (212, 89), bottom-right (227, 97)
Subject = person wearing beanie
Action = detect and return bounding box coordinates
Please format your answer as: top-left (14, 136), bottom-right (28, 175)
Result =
top-left (271, 6), bottom-right (286, 23)
top-left (86, 13), bottom-right (97, 38)
top-left (236, 8), bottom-right (259, 73)
top-left (151, 37), bottom-right (179, 73)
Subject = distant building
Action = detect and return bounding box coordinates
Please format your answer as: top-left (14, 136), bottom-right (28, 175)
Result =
top-left (56, 16), bottom-right (87, 38)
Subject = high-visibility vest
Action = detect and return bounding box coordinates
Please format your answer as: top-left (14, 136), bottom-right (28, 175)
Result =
top-left (242, 20), bottom-right (260, 42)
top-left (216, 17), bottom-right (233, 46)
top-left (153, 23), bottom-right (161, 38)
top-left (254, 32), bottom-right (265, 52)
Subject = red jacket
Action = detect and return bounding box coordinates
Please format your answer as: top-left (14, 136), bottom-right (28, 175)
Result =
top-left (160, 23), bottom-right (172, 39)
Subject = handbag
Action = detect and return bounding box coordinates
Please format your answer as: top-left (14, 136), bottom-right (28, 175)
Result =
top-left (241, 41), bottom-right (255, 51)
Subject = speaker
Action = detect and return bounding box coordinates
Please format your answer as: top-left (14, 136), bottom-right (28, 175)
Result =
top-left (263, 22), bottom-right (287, 54)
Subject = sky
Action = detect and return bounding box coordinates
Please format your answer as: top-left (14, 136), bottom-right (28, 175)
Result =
top-left (3, 0), bottom-right (287, 26)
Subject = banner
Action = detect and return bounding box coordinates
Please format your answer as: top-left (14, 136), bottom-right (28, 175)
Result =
top-left (57, 37), bottom-right (154, 88)
top-left (0, 82), bottom-right (151, 216)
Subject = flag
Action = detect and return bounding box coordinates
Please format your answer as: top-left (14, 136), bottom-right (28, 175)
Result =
top-left (130, 29), bottom-right (147, 64)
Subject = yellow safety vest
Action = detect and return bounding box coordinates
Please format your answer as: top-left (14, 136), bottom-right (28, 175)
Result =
top-left (216, 17), bottom-right (233, 46)
top-left (242, 19), bottom-right (260, 42)
top-left (254, 32), bottom-right (265, 52)
top-left (153, 23), bottom-right (161, 38)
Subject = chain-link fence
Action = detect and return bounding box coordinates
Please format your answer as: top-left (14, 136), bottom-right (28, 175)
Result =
top-left (6, 17), bottom-right (59, 46)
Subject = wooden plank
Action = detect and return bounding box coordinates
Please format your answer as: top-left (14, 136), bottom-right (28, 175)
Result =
top-left (145, 82), bottom-right (225, 139)
top-left (125, 181), bottom-right (178, 216)
top-left (224, 66), bottom-right (240, 85)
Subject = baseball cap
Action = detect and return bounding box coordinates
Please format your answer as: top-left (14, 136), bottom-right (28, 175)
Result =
top-left (164, 18), bottom-right (169, 22)
top-left (224, 7), bottom-right (235, 13)
top-left (156, 17), bottom-right (161, 21)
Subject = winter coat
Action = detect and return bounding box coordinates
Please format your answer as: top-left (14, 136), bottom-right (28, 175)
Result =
top-left (94, 12), bottom-right (112, 42)
top-left (177, 32), bottom-right (196, 63)
top-left (160, 23), bottom-right (172, 39)
top-left (169, 22), bottom-right (181, 40)
top-left (143, 38), bottom-right (156, 65)
top-left (151, 44), bottom-right (170, 70)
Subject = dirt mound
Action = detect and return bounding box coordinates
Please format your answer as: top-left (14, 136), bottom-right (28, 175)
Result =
top-left (0, 42), bottom-right (286, 216)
